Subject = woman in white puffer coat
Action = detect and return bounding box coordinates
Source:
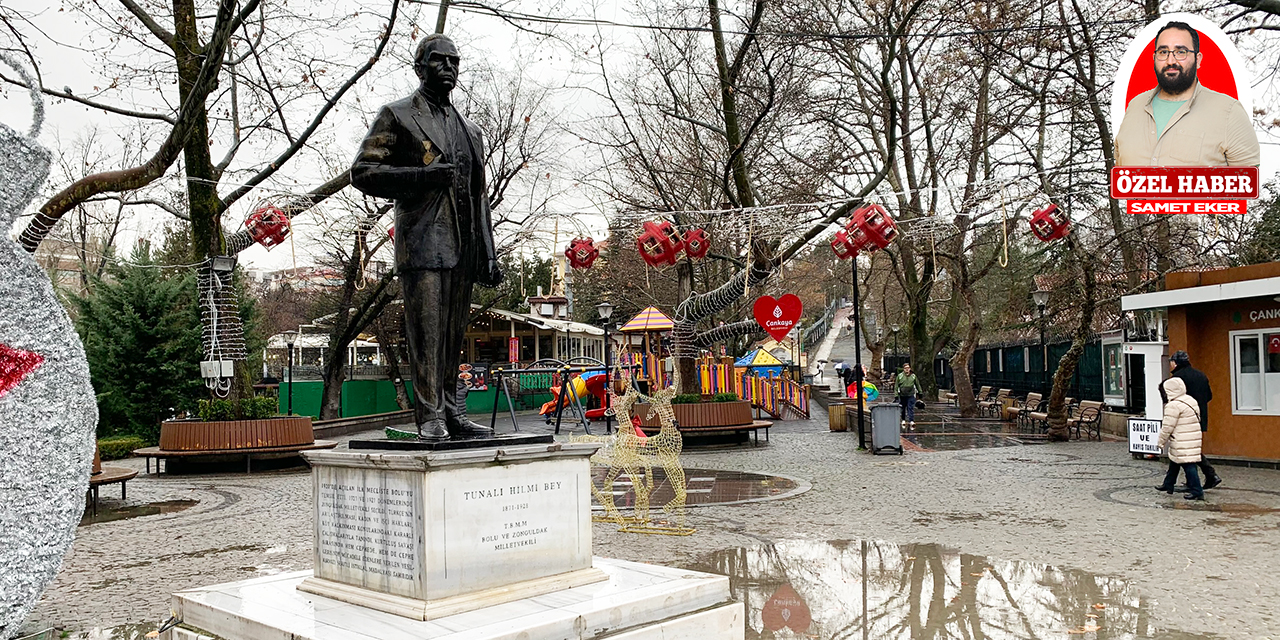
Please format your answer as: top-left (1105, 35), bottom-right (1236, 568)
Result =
top-left (1156, 377), bottom-right (1204, 500)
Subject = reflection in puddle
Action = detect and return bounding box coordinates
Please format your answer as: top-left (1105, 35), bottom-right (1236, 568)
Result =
top-left (80, 499), bottom-right (198, 525)
top-left (687, 539), bottom-right (1216, 639)
top-left (590, 467), bottom-right (803, 509)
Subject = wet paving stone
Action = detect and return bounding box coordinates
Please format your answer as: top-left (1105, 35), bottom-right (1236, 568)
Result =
top-left (685, 539), bottom-right (1218, 639)
top-left (591, 467), bottom-right (808, 509)
top-left (80, 499), bottom-right (198, 526)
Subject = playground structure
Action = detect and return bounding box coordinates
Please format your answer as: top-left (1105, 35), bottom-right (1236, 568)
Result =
top-left (698, 356), bottom-right (810, 420)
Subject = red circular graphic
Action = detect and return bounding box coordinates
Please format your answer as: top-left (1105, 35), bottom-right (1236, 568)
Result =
top-left (1124, 29), bottom-right (1238, 109)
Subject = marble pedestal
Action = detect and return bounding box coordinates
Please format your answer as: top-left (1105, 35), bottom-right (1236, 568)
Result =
top-left (162, 557), bottom-right (743, 640)
top-left (297, 443), bottom-right (607, 620)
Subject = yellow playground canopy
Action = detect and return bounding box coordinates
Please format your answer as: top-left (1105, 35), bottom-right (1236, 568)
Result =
top-left (620, 306), bottom-right (674, 333)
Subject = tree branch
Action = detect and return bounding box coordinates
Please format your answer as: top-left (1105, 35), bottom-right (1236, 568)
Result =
top-left (220, 0), bottom-right (401, 210)
top-left (0, 72), bottom-right (176, 123)
top-left (20, 0), bottom-right (259, 253)
top-left (118, 0), bottom-right (176, 50)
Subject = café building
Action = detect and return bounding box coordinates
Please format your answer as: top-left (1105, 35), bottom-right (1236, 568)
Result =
top-left (1122, 261), bottom-right (1280, 465)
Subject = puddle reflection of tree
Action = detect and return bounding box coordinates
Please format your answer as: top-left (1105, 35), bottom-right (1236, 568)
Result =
top-left (695, 540), bottom-right (1186, 640)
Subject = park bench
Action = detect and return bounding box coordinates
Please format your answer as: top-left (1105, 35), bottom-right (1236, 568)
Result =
top-left (978, 388), bottom-right (1010, 418)
top-left (1024, 396), bottom-right (1077, 433)
top-left (1067, 400), bottom-right (1104, 441)
top-left (86, 466), bottom-right (138, 516)
top-left (641, 420), bottom-right (773, 446)
top-left (1009, 393), bottom-right (1042, 429)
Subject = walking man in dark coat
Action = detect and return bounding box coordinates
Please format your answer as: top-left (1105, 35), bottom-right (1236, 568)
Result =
top-left (350, 34), bottom-right (501, 441)
top-left (1160, 350), bottom-right (1223, 489)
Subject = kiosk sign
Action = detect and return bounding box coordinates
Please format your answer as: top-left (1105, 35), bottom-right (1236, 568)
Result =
top-left (1128, 417), bottom-right (1163, 454)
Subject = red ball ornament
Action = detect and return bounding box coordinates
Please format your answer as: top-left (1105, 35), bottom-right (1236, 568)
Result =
top-left (636, 220), bottom-right (684, 266)
top-left (1029, 203), bottom-right (1070, 242)
top-left (244, 204), bottom-right (292, 249)
top-left (830, 229), bottom-right (857, 260)
top-left (564, 237), bottom-right (600, 269)
top-left (846, 204), bottom-right (898, 253)
top-left (682, 228), bottom-right (710, 260)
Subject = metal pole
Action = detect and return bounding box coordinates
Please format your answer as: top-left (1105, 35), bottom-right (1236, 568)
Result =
top-left (604, 323), bottom-right (613, 434)
top-left (286, 344), bottom-right (294, 416)
top-left (852, 257), bottom-right (866, 450)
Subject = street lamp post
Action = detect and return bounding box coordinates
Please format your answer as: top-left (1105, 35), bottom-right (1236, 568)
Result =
top-left (890, 324), bottom-right (900, 369)
top-left (851, 258), bottom-right (867, 450)
top-left (282, 330), bottom-right (298, 416)
top-left (1033, 289), bottom-right (1050, 394)
top-left (596, 302), bottom-right (615, 434)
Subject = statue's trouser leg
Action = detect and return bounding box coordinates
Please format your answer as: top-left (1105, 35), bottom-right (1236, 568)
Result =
top-left (401, 269), bottom-right (448, 428)
top-left (441, 264), bottom-right (475, 425)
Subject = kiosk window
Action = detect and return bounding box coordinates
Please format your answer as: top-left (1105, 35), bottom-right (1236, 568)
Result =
top-left (1232, 331), bottom-right (1280, 414)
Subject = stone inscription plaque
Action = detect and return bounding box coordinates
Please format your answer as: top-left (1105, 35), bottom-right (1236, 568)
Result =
top-left (315, 468), bottom-right (421, 596)
top-left (435, 459), bottom-right (589, 593)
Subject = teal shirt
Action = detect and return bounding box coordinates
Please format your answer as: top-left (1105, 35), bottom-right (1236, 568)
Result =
top-left (1152, 96), bottom-right (1187, 139)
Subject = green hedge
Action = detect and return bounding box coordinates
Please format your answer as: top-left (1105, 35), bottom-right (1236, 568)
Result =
top-left (98, 436), bottom-right (147, 460)
top-left (671, 393), bottom-right (703, 405)
top-left (711, 392), bottom-right (739, 402)
top-left (197, 397), bottom-right (278, 421)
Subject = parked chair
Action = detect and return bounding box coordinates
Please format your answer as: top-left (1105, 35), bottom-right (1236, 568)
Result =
top-left (1009, 393), bottom-right (1042, 430)
top-left (978, 388), bottom-right (1010, 418)
top-left (1067, 400), bottom-right (1104, 441)
top-left (971, 386), bottom-right (992, 407)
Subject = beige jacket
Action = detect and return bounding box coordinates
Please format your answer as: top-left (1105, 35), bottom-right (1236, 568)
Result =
top-left (1157, 377), bottom-right (1202, 464)
top-left (1115, 82), bottom-right (1260, 167)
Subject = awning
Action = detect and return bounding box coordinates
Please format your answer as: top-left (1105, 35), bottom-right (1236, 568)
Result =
top-left (1121, 276), bottom-right (1280, 311)
top-left (620, 306), bottom-right (675, 332)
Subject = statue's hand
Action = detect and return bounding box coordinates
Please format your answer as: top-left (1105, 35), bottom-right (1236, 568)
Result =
top-left (418, 162), bottom-right (456, 186)
top-left (479, 259), bottom-right (502, 287)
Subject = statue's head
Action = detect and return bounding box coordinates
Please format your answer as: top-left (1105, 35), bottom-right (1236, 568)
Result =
top-left (414, 34), bottom-right (461, 95)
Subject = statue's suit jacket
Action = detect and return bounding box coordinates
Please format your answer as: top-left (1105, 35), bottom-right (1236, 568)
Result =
top-left (350, 90), bottom-right (498, 279)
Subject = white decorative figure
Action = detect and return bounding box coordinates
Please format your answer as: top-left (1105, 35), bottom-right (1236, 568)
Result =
top-left (0, 53), bottom-right (99, 639)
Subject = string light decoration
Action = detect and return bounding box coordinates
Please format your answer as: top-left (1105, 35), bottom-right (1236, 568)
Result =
top-left (903, 215), bottom-right (956, 243)
top-left (244, 203), bottom-right (292, 249)
top-left (564, 237), bottom-right (600, 269)
top-left (198, 258), bottom-right (249, 397)
top-left (1029, 203), bottom-right (1070, 242)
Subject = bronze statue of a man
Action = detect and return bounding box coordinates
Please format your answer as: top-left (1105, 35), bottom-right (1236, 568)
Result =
top-left (351, 34), bottom-right (501, 440)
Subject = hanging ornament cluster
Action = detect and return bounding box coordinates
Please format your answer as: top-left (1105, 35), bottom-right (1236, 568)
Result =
top-left (244, 203), bottom-right (292, 249)
top-left (830, 204), bottom-right (898, 259)
top-left (564, 237), bottom-right (600, 269)
top-left (682, 228), bottom-right (710, 259)
top-left (636, 221), bottom-right (711, 266)
top-left (1029, 203), bottom-right (1070, 242)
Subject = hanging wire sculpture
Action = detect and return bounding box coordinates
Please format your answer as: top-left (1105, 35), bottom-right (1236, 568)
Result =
top-left (197, 259), bottom-right (249, 397)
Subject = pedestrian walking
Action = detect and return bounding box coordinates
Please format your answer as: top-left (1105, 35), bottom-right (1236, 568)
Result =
top-left (1160, 350), bottom-right (1223, 489)
top-left (1155, 377), bottom-right (1205, 500)
top-left (896, 364), bottom-right (919, 429)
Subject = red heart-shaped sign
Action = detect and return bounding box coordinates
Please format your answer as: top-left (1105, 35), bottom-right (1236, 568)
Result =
top-left (761, 583), bottom-right (812, 632)
top-left (753, 294), bottom-right (803, 342)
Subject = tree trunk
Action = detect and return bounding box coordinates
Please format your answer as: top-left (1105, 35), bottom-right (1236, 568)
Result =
top-left (951, 310), bottom-right (981, 418)
top-left (320, 354), bottom-right (348, 419)
top-left (381, 337), bottom-right (410, 411)
top-left (1045, 233), bottom-right (1097, 440)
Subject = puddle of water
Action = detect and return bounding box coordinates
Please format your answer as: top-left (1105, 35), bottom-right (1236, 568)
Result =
top-left (904, 433), bottom-right (1036, 450)
top-left (685, 539), bottom-right (1216, 639)
top-left (80, 499), bottom-right (198, 525)
top-left (590, 467), bottom-right (803, 509)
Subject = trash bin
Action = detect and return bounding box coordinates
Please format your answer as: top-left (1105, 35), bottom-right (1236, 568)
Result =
top-left (828, 402), bottom-right (847, 432)
top-left (871, 402), bottom-right (904, 455)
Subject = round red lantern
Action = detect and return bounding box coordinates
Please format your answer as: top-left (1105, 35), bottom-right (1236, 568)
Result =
top-left (830, 229), bottom-right (857, 260)
top-left (846, 204), bottom-right (898, 253)
top-left (244, 204), bottom-right (292, 249)
top-left (682, 228), bottom-right (710, 260)
top-left (1029, 203), bottom-right (1069, 242)
top-left (564, 237), bottom-right (599, 269)
top-left (636, 220), bottom-right (684, 266)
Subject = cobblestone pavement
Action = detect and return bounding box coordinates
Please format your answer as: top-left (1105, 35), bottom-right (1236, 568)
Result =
top-left (22, 402), bottom-right (1280, 639)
